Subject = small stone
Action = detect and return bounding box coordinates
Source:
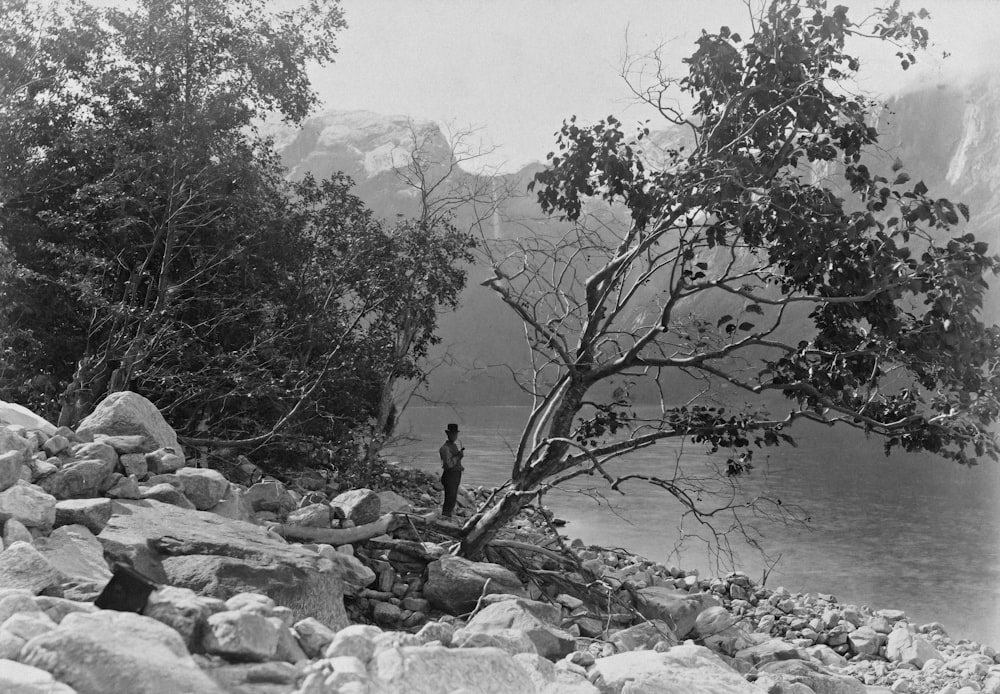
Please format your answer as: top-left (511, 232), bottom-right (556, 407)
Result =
top-left (245, 480), bottom-right (294, 513)
top-left (0, 631), bottom-right (26, 660)
top-left (294, 617), bottom-right (337, 658)
top-left (415, 620), bottom-right (455, 647)
top-left (0, 451), bottom-right (25, 493)
top-left (3, 518), bottom-right (34, 546)
top-left (209, 484), bottom-right (255, 522)
top-left (324, 624), bottom-right (382, 660)
top-left (287, 503), bottom-right (331, 528)
top-left (119, 452), bottom-right (149, 478)
top-left (226, 593), bottom-right (276, 616)
top-left (330, 489), bottom-right (381, 525)
top-left (175, 467), bottom-right (230, 510)
top-left (69, 441), bottom-right (118, 470)
top-left (269, 617), bottom-right (308, 664)
top-left (202, 610), bottom-right (280, 662)
top-left (271, 606), bottom-right (295, 628)
top-left (145, 448), bottom-right (185, 475)
top-left (143, 585), bottom-right (217, 649)
top-left (1, 610), bottom-right (58, 641)
top-left (372, 601), bottom-right (402, 627)
top-left (42, 435), bottom-right (71, 457)
top-left (139, 482), bottom-right (195, 509)
top-left (35, 595), bottom-right (97, 623)
top-left (0, 659), bottom-right (77, 694)
top-left (106, 474), bottom-right (142, 499)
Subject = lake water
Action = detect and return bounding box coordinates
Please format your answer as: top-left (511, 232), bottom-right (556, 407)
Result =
top-left (393, 405), bottom-right (1000, 647)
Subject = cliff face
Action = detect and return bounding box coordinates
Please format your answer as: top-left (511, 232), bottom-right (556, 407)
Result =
top-left (273, 79), bottom-right (1000, 402)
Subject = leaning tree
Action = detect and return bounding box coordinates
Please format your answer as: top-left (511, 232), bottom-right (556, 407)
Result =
top-left (458, 0), bottom-right (999, 559)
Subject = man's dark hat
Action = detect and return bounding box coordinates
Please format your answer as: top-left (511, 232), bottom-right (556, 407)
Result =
top-left (446, 423), bottom-right (460, 433)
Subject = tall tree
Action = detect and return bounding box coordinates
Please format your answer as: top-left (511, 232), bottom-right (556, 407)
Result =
top-left (460, 0), bottom-right (999, 559)
top-left (0, 0), bottom-right (346, 425)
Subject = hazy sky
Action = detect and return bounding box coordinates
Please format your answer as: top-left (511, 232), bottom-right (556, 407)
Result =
top-left (312, 0), bottom-right (1000, 171)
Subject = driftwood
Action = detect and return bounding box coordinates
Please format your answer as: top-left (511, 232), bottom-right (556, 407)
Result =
top-left (272, 511), bottom-right (466, 546)
top-left (272, 513), bottom-right (401, 545)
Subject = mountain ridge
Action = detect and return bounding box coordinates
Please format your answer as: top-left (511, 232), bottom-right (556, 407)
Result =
top-left (270, 81), bottom-right (1000, 404)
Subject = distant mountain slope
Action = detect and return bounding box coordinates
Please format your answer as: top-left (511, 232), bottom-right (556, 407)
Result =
top-left (270, 79), bottom-right (1000, 404)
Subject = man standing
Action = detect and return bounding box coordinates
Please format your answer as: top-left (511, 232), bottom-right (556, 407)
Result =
top-left (439, 423), bottom-right (464, 518)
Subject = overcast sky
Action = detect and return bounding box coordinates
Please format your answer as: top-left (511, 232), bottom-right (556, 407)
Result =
top-left (311, 0), bottom-right (1000, 171)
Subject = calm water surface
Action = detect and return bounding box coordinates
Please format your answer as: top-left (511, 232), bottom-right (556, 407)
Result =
top-left (393, 405), bottom-right (1000, 647)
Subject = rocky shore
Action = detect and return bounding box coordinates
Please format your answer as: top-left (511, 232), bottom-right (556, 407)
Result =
top-left (0, 391), bottom-right (997, 694)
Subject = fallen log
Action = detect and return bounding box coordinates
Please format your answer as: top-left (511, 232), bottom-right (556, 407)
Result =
top-left (271, 513), bottom-right (401, 545)
top-left (271, 511), bottom-right (466, 546)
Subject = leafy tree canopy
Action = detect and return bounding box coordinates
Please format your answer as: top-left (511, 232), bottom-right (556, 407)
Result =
top-left (464, 0), bottom-right (999, 559)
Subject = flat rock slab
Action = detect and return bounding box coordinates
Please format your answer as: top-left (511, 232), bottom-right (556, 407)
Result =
top-left (423, 555), bottom-right (526, 615)
top-left (592, 644), bottom-right (760, 694)
top-left (98, 499), bottom-right (348, 628)
top-left (54, 498), bottom-right (113, 534)
top-left (759, 659), bottom-right (867, 694)
top-left (368, 645), bottom-right (537, 694)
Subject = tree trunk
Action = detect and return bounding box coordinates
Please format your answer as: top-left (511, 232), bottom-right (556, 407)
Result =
top-left (459, 486), bottom-right (539, 559)
top-left (458, 379), bottom-right (589, 558)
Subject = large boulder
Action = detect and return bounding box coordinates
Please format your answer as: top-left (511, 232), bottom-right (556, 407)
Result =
top-left (0, 401), bottom-right (56, 435)
top-left (591, 644), bottom-right (760, 694)
top-left (633, 587), bottom-right (719, 638)
top-left (76, 391), bottom-right (184, 460)
top-left (20, 609), bottom-right (225, 694)
top-left (0, 481), bottom-right (57, 530)
top-left (367, 645), bottom-right (537, 694)
top-left (885, 627), bottom-right (943, 668)
top-left (37, 459), bottom-right (115, 499)
top-left (201, 610), bottom-right (280, 662)
top-left (423, 555), bottom-right (527, 615)
top-left (98, 499), bottom-right (349, 628)
top-left (35, 524), bottom-right (112, 600)
top-left (0, 542), bottom-right (63, 594)
top-left (462, 598), bottom-right (575, 660)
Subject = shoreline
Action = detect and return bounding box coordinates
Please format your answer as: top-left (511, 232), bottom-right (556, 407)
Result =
top-left (0, 393), bottom-right (997, 694)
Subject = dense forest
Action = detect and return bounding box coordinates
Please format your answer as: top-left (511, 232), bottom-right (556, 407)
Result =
top-left (0, 0), bottom-right (475, 481)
